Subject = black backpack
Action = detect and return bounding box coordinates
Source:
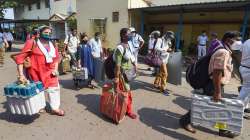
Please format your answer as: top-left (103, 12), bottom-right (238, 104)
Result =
top-left (186, 47), bottom-right (225, 89)
top-left (104, 48), bottom-right (126, 79)
top-left (104, 53), bottom-right (116, 79)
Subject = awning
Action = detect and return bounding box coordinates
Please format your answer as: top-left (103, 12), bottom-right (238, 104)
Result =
top-left (129, 1), bottom-right (250, 13)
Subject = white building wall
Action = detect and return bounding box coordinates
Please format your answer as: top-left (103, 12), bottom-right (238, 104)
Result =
top-left (14, 0), bottom-right (77, 20)
top-left (14, 0), bottom-right (50, 20)
top-left (77, 0), bottom-right (129, 48)
top-left (128, 0), bottom-right (149, 9)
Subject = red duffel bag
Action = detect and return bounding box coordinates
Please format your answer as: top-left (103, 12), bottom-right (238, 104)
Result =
top-left (100, 79), bottom-right (128, 124)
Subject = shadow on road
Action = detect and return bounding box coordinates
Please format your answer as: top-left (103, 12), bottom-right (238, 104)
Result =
top-left (75, 94), bottom-right (114, 124)
top-left (172, 94), bottom-right (191, 111)
top-left (0, 102), bottom-right (40, 124)
top-left (131, 80), bottom-right (160, 93)
top-left (60, 79), bottom-right (89, 91)
top-left (138, 107), bottom-right (196, 140)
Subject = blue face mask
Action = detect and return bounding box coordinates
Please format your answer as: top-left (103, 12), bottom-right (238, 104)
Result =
top-left (40, 33), bottom-right (51, 41)
top-left (128, 35), bottom-right (133, 41)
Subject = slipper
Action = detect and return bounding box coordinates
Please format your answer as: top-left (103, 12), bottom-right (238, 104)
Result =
top-left (87, 84), bottom-right (95, 89)
top-left (244, 114), bottom-right (250, 120)
top-left (51, 109), bottom-right (65, 116)
top-left (127, 113), bottom-right (137, 119)
top-left (162, 90), bottom-right (170, 96)
top-left (39, 108), bottom-right (46, 114)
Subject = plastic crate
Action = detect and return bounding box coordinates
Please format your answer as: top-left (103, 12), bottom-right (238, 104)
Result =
top-left (4, 82), bottom-right (44, 98)
top-left (191, 94), bottom-right (244, 134)
top-left (6, 91), bottom-right (46, 115)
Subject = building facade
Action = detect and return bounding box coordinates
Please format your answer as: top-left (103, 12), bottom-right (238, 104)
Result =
top-left (76, 0), bottom-right (148, 48)
top-left (77, 0), bottom-right (250, 52)
top-left (13, 0), bottom-right (76, 39)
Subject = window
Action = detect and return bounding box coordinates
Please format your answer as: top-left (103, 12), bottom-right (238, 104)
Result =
top-left (36, 1), bottom-right (41, 9)
top-left (45, 0), bottom-right (50, 8)
top-left (90, 18), bottom-right (107, 41)
top-left (112, 12), bottom-right (119, 22)
top-left (28, 4), bottom-right (32, 11)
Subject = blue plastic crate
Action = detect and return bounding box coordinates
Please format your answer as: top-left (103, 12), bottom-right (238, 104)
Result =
top-left (35, 81), bottom-right (44, 92)
top-left (3, 82), bottom-right (44, 98)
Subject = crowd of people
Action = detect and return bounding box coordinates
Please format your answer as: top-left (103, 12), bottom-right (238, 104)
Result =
top-left (2, 24), bottom-right (250, 138)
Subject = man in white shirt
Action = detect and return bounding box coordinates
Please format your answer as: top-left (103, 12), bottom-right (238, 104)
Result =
top-left (89, 32), bottom-right (103, 58)
top-left (64, 29), bottom-right (80, 67)
top-left (238, 39), bottom-right (250, 117)
top-left (197, 31), bottom-right (209, 59)
top-left (129, 27), bottom-right (144, 67)
top-left (89, 32), bottom-right (104, 82)
top-left (3, 29), bottom-right (14, 52)
top-left (0, 29), bottom-right (8, 67)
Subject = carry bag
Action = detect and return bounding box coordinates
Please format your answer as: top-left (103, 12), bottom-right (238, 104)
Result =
top-left (100, 78), bottom-right (128, 124)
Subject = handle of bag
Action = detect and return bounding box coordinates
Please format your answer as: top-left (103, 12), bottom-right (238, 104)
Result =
top-left (10, 40), bottom-right (36, 61)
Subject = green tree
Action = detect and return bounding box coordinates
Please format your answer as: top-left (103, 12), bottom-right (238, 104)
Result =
top-left (0, 0), bottom-right (19, 18)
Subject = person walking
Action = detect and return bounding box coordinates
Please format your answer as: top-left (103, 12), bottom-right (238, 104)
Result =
top-left (15, 25), bottom-right (65, 116)
top-left (128, 27), bottom-right (144, 69)
top-left (153, 31), bottom-right (174, 95)
top-left (3, 29), bottom-right (14, 52)
top-left (197, 30), bottom-right (209, 59)
top-left (180, 31), bottom-right (240, 138)
top-left (77, 33), bottom-right (95, 89)
top-left (64, 28), bottom-right (80, 68)
top-left (113, 28), bottom-right (137, 119)
top-left (0, 29), bottom-right (8, 68)
top-left (208, 32), bottom-right (221, 54)
top-left (238, 39), bottom-right (250, 118)
top-left (89, 32), bottom-right (104, 82)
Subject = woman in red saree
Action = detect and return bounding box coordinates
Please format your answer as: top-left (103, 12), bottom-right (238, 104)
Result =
top-left (15, 26), bottom-right (65, 116)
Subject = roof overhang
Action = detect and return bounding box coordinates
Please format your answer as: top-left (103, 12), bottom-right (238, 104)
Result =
top-left (129, 1), bottom-right (250, 14)
top-left (49, 13), bottom-right (68, 22)
top-left (0, 19), bottom-right (49, 23)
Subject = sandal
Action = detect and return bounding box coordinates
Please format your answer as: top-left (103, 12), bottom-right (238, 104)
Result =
top-left (154, 85), bottom-right (160, 89)
top-left (127, 113), bottom-right (137, 119)
top-left (51, 109), bottom-right (65, 116)
top-left (162, 90), bottom-right (170, 96)
top-left (39, 108), bottom-right (46, 114)
top-left (87, 84), bottom-right (95, 89)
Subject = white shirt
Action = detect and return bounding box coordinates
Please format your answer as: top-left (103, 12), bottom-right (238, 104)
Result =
top-left (113, 44), bottom-right (135, 63)
top-left (89, 38), bottom-right (102, 58)
top-left (197, 35), bottom-right (208, 46)
top-left (0, 33), bottom-right (4, 43)
top-left (148, 38), bottom-right (155, 50)
top-left (3, 32), bottom-right (14, 42)
top-left (155, 38), bottom-right (171, 64)
top-left (130, 33), bottom-right (144, 49)
top-left (241, 39), bottom-right (250, 67)
top-left (64, 34), bottom-right (80, 53)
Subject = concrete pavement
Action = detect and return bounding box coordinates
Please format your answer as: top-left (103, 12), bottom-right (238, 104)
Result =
top-left (0, 43), bottom-right (249, 140)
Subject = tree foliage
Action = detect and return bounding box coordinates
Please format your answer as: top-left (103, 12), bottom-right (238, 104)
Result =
top-left (0, 0), bottom-right (19, 18)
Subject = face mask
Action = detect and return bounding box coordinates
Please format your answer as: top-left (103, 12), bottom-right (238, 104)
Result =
top-left (40, 33), bottom-right (51, 41)
top-left (231, 40), bottom-right (242, 50)
top-left (128, 35), bottom-right (133, 41)
top-left (82, 40), bottom-right (88, 44)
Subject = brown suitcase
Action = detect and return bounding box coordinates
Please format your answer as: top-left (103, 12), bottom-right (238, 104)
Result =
top-left (100, 81), bottom-right (128, 124)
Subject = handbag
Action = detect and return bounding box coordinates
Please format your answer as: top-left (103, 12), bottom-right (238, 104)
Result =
top-left (11, 40), bottom-right (36, 68)
top-left (145, 39), bottom-right (163, 67)
top-left (122, 67), bottom-right (136, 82)
top-left (100, 75), bottom-right (128, 124)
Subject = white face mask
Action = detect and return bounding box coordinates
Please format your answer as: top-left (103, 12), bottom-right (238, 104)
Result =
top-left (231, 40), bottom-right (242, 51)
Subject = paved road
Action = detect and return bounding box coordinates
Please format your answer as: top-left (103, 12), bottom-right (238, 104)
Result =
top-left (0, 44), bottom-right (249, 140)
